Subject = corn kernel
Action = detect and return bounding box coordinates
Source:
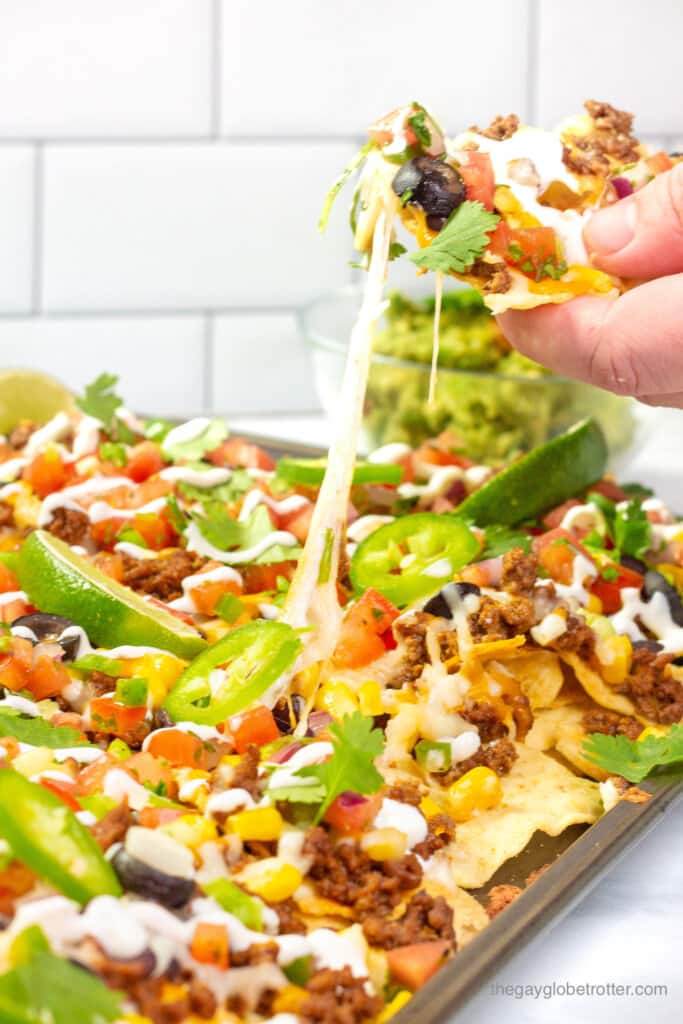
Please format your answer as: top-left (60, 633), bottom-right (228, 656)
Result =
top-left (294, 663), bottom-right (321, 700)
top-left (316, 680), bottom-right (359, 719)
top-left (585, 593), bottom-right (603, 614)
top-left (240, 858), bottom-right (303, 902)
top-left (202, 619), bottom-right (233, 644)
top-left (160, 814), bottom-right (217, 851)
top-left (272, 985), bottom-right (308, 1014)
top-left (596, 634), bottom-right (632, 685)
top-left (361, 828), bottom-right (407, 861)
top-left (121, 653), bottom-right (185, 706)
top-left (448, 766), bottom-right (503, 822)
top-left (229, 806), bottom-right (284, 842)
top-left (377, 990), bottom-right (412, 1021)
top-left (220, 754), bottom-right (241, 767)
top-left (419, 796), bottom-right (444, 820)
top-left (638, 725), bottom-right (669, 741)
top-left (358, 680), bottom-right (383, 717)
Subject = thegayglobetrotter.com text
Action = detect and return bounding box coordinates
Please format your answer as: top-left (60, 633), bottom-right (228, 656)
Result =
top-left (489, 981), bottom-right (668, 1000)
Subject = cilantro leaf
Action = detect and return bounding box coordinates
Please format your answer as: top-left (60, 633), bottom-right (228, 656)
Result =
top-left (178, 468), bottom-right (254, 506)
top-left (192, 504), bottom-right (301, 565)
top-left (410, 201), bottom-right (500, 274)
top-left (407, 108), bottom-right (431, 148)
top-left (267, 782), bottom-right (327, 805)
top-left (583, 725), bottom-right (683, 783)
top-left (0, 950), bottom-right (122, 1024)
top-left (161, 419), bottom-right (228, 463)
top-left (295, 712), bottom-right (385, 822)
top-left (75, 374), bottom-right (123, 434)
top-left (587, 492), bottom-right (652, 560)
top-left (0, 711), bottom-right (92, 749)
top-left (389, 241), bottom-right (407, 261)
top-left (480, 525), bottom-right (531, 560)
top-left (98, 441), bottom-right (127, 467)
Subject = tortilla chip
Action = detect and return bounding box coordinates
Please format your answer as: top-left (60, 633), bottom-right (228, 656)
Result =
top-left (503, 650), bottom-right (565, 709)
top-left (526, 703), bottom-right (611, 781)
top-left (446, 745), bottom-right (602, 888)
top-left (421, 872), bottom-right (489, 946)
top-left (560, 652), bottom-right (637, 716)
top-left (478, 266), bottom-right (618, 315)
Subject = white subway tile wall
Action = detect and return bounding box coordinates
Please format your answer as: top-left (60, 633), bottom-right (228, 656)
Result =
top-left (0, 0), bottom-right (679, 415)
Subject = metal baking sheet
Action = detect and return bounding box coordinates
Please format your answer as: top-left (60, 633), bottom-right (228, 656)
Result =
top-left (227, 427), bottom-right (683, 1021)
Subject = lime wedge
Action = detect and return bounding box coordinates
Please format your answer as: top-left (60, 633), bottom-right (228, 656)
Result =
top-left (0, 369), bottom-right (75, 434)
top-left (457, 419), bottom-right (608, 526)
top-left (18, 531), bottom-right (206, 659)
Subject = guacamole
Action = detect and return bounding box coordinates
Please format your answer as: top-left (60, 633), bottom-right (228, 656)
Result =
top-left (364, 289), bottom-right (633, 462)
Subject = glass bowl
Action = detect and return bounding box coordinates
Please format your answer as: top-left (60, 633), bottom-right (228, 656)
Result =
top-left (299, 285), bottom-right (635, 463)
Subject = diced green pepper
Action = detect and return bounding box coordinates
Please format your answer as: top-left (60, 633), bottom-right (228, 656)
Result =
top-left (107, 738), bottom-right (132, 762)
top-left (414, 739), bottom-right (452, 773)
top-left (164, 620), bottom-right (302, 726)
top-left (277, 458), bottom-right (402, 488)
top-left (9, 925), bottom-right (50, 967)
top-left (0, 769), bottom-right (122, 904)
top-left (215, 592), bottom-right (244, 624)
top-left (114, 677), bottom-right (148, 706)
top-left (72, 654), bottom-right (123, 677)
top-left (283, 955), bottom-right (313, 986)
top-left (204, 878), bottom-right (263, 931)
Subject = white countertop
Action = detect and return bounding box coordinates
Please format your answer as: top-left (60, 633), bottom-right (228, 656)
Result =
top-left (231, 405), bottom-right (683, 1023)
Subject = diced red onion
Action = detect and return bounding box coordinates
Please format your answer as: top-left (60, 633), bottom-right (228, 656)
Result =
top-left (268, 742), bottom-right (303, 764)
top-left (472, 555), bottom-right (504, 587)
top-left (612, 176), bottom-right (633, 199)
top-left (335, 790), bottom-right (368, 809)
top-left (306, 710), bottom-right (332, 735)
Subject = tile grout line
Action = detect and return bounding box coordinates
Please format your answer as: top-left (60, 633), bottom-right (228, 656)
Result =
top-left (31, 143), bottom-right (44, 314)
top-left (0, 305), bottom-right (304, 321)
top-left (211, 0), bottom-right (222, 138)
top-left (203, 314), bottom-right (214, 411)
top-left (0, 135), bottom-right (366, 147)
top-left (526, 0), bottom-right (540, 124)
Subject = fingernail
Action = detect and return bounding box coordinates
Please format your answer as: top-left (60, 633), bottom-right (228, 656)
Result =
top-left (584, 199), bottom-right (637, 255)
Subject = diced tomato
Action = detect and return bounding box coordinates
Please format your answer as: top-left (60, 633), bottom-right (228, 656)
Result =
top-left (386, 940), bottom-right (451, 990)
top-left (368, 105), bottom-right (444, 156)
top-left (89, 698), bottom-right (148, 739)
top-left (532, 528), bottom-right (594, 585)
top-left (458, 151), bottom-right (495, 210)
top-left (191, 922), bottom-right (230, 970)
top-left (241, 560), bottom-right (297, 594)
top-left (0, 563), bottom-right (19, 594)
top-left (380, 627), bottom-right (398, 651)
top-left (50, 711), bottom-right (87, 737)
top-left (93, 552), bottom-right (126, 583)
top-left (40, 776), bottom-right (81, 811)
top-left (413, 441), bottom-right (473, 471)
top-left (125, 477), bottom-right (174, 507)
top-left (138, 806), bottom-right (186, 828)
top-left (542, 499), bottom-right (582, 531)
top-left (125, 751), bottom-right (175, 793)
top-left (278, 502), bottom-right (314, 543)
top-left (145, 728), bottom-right (210, 769)
top-left (590, 564), bottom-right (645, 615)
top-left (21, 449), bottom-right (68, 498)
top-left (29, 655), bottom-right (71, 700)
top-left (229, 705), bottom-right (280, 753)
top-left (0, 736), bottom-right (20, 761)
top-left (206, 438), bottom-right (275, 472)
top-left (125, 442), bottom-right (164, 483)
top-left (75, 754), bottom-right (117, 796)
top-left (0, 598), bottom-right (30, 624)
top-left (324, 792), bottom-right (382, 834)
top-left (190, 578), bottom-right (241, 616)
top-left (489, 222), bottom-right (560, 278)
top-left (646, 151), bottom-right (673, 175)
top-left (91, 517), bottom-right (129, 550)
top-left (333, 588), bottom-right (400, 669)
top-left (130, 512), bottom-right (177, 551)
top-left (589, 479), bottom-right (629, 503)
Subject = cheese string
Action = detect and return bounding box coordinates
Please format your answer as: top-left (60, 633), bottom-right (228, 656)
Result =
top-left (275, 204), bottom-right (396, 693)
top-left (428, 271), bottom-right (443, 407)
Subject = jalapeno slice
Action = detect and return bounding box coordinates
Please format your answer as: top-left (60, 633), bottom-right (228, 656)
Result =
top-left (276, 458), bottom-right (402, 488)
top-left (0, 770), bottom-right (121, 905)
top-left (350, 513), bottom-right (479, 606)
top-left (164, 620), bottom-right (302, 726)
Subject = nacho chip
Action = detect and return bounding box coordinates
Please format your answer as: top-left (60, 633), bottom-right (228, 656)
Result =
top-left (561, 652), bottom-right (637, 717)
top-left (446, 745), bottom-right (602, 888)
top-left (503, 650), bottom-right (565, 709)
top-left (526, 703), bottom-right (611, 781)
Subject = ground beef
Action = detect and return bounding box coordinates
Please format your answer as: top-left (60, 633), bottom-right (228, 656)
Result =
top-left (619, 647), bottom-right (683, 723)
top-left (127, 978), bottom-right (191, 1024)
top-left (300, 966), bottom-right (383, 1024)
top-left (90, 801), bottom-right (131, 850)
top-left (303, 826), bottom-right (422, 918)
top-left (501, 548), bottom-right (538, 598)
top-left (88, 670), bottom-right (119, 695)
top-left (437, 738), bottom-right (518, 786)
top-left (581, 708), bottom-right (642, 740)
top-left (486, 884), bottom-right (523, 919)
top-left (385, 781), bottom-right (422, 806)
top-left (474, 113), bottom-right (520, 141)
top-left (468, 595), bottom-right (535, 643)
top-left (120, 549), bottom-right (205, 602)
top-left (388, 612), bottom-right (430, 687)
top-left (412, 813), bottom-right (456, 860)
top-left (563, 100), bottom-right (640, 176)
top-left (470, 258), bottom-right (512, 295)
top-left (275, 897), bottom-right (307, 934)
top-left (47, 507), bottom-right (91, 546)
top-left (230, 743), bottom-right (262, 799)
top-left (8, 422), bottom-right (36, 450)
top-left (460, 700), bottom-right (507, 743)
top-left (548, 613), bottom-right (595, 657)
top-left (363, 890), bottom-right (456, 950)
top-left (231, 942), bottom-right (278, 967)
top-left (0, 501), bottom-right (13, 528)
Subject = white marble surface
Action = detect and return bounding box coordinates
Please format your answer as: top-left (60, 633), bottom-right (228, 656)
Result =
top-left (230, 405), bottom-right (683, 1023)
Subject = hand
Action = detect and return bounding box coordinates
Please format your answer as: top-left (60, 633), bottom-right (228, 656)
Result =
top-left (498, 163), bottom-right (683, 407)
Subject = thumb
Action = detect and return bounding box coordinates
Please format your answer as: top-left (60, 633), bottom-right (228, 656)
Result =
top-left (583, 162), bottom-right (683, 279)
